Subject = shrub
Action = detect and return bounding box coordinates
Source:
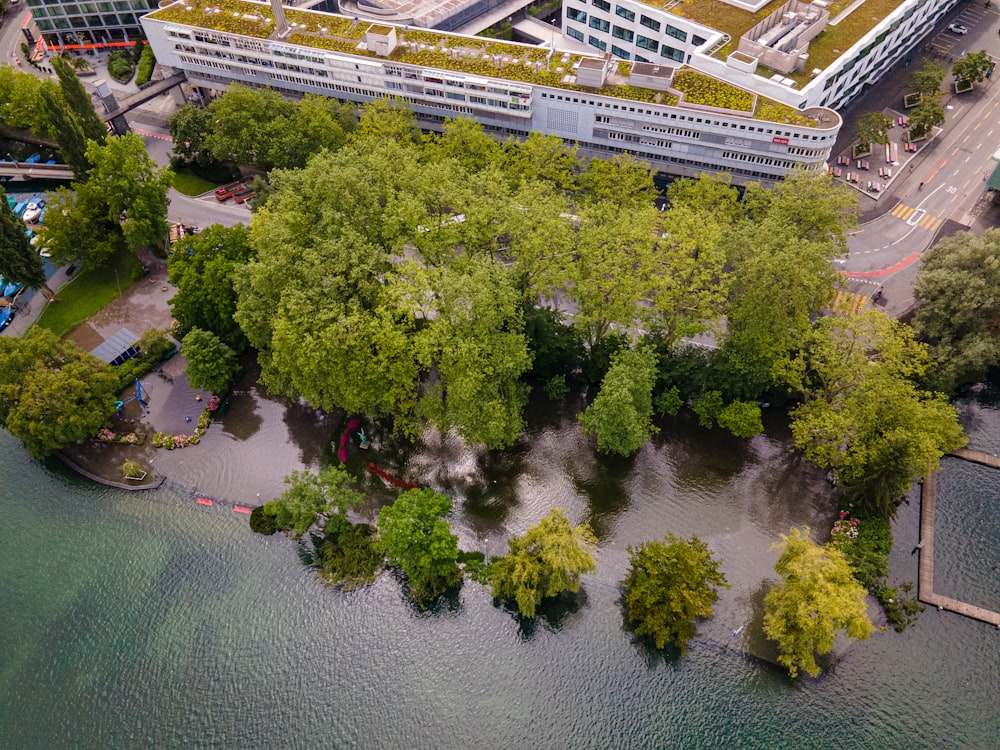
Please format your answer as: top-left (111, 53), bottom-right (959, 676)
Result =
top-left (107, 51), bottom-right (135, 82)
top-left (136, 46), bottom-right (156, 86)
top-left (316, 523), bottom-right (383, 589)
top-left (121, 459), bottom-right (145, 479)
top-left (249, 505), bottom-right (278, 535)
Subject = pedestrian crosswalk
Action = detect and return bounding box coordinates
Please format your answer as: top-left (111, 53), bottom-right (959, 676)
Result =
top-left (831, 289), bottom-right (871, 317)
top-left (889, 203), bottom-right (944, 231)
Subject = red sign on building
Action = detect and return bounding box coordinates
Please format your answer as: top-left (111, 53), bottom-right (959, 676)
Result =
top-left (773, 137), bottom-right (789, 145)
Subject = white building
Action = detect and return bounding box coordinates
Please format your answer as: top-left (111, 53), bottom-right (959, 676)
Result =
top-left (142, 0), bottom-right (842, 185)
top-left (561, 0), bottom-right (962, 110)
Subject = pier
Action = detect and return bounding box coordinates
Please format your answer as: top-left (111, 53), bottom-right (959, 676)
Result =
top-left (917, 453), bottom-right (1000, 628)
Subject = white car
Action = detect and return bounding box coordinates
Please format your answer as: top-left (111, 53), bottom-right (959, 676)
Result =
top-left (948, 23), bottom-right (969, 34)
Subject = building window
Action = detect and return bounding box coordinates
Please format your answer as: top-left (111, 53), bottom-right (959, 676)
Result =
top-left (566, 25), bottom-right (584, 41)
top-left (639, 14), bottom-right (660, 32)
top-left (637, 34), bottom-right (657, 51)
top-left (660, 44), bottom-right (683, 62)
top-left (566, 6), bottom-right (587, 22)
top-left (589, 16), bottom-right (609, 31)
top-left (612, 25), bottom-right (634, 42)
top-left (665, 24), bottom-right (687, 43)
top-left (592, 0), bottom-right (610, 11)
top-left (692, 34), bottom-right (706, 46)
top-left (611, 44), bottom-right (631, 59)
top-left (615, 5), bottom-right (635, 20)
top-left (636, 55), bottom-right (649, 62)
top-left (588, 35), bottom-right (607, 51)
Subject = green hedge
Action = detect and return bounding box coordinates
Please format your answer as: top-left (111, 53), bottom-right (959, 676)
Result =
top-left (136, 46), bottom-right (156, 86)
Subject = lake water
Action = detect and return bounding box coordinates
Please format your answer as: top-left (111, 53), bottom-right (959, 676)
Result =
top-left (1, 393), bottom-right (998, 748)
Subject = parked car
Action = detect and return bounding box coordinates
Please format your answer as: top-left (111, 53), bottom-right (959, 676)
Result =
top-left (948, 23), bottom-right (969, 34)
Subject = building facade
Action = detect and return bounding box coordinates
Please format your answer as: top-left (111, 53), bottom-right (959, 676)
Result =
top-left (141, 0), bottom-right (841, 185)
top-left (25, 0), bottom-right (158, 51)
top-left (563, 0), bottom-right (962, 111)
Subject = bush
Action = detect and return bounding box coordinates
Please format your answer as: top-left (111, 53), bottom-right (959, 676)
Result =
top-left (121, 459), bottom-right (145, 479)
top-left (135, 46), bottom-right (156, 86)
top-left (249, 505), bottom-right (278, 535)
top-left (107, 51), bottom-right (135, 82)
top-left (316, 523), bottom-right (383, 589)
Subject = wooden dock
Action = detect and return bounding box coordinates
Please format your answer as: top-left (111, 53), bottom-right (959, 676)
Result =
top-left (918, 462), bottom-right (1000, 628)
top-left (949, 447), bottom-right (1000, 469)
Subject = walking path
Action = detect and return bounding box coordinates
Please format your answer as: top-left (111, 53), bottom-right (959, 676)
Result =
top-left (918, 455), bottom-right (1000, 628)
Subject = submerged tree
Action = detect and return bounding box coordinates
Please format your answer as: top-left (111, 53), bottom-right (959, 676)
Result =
top-left (263, 465), bottom-right (363, 538)
top-left (490, 508), bottom-right (597, 618)
top-left (181, 328), bottom-right (240, 396)
top-left (764, 528), bottom-right (873, 678)
top-left (782, 310), bottom-right (966, 519)
top-left (377, 488), bottom-right (462, 605)
top-left (623, 534), bottom-right (729, 654)
top-left (579, 347), bottom-right (658, 456)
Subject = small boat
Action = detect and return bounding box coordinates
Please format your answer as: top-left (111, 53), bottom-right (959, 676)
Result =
top-left (2, 279), bottom-right (23, 298)
top-left (5, 196), bottom-right (15, 209)
top-left (13, 200), bottom-right (27, 216)
top-left (0, 306), bottom-right (14, 331)
top-left (24, 153), bottom-right (41, 164)
top-left (22, 201), bottom-right (43, 223)
top-left (44, 160), bottom-right (56, 165)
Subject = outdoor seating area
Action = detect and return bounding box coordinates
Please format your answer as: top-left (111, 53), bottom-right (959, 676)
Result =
top-left (830, 107), bottom-right (925, 198)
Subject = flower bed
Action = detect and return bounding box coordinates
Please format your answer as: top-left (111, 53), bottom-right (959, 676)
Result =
top-left (96, 428), bottom-right (144, 445)
top-left (151, 399), bottom-right (219, 449)
top-left (830, 509), bottom-right (859, 548)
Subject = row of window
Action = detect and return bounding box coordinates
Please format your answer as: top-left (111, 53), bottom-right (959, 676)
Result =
top-left (26, 0), bottom-right (149, 10)
top-left (721, 151), bottom-right (796, 169)
top-left (573, 5), bottom-right (693, 47)
top-left (34, 13), bottom-right (139, 30)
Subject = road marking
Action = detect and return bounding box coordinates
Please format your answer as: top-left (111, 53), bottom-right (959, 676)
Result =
top-left (928, 217), bottom-right (943, 232)
top-left (845, 252), bottom-right (921, 278)
top-left (975, 122), bottom-right (982, 131)
top-left (951, 147), bottom-right (960, 155)
top-left (907, 209), bottom-right (926, 226)
top-left (963, 135), bottom-right (970, 143)
top-left (963, 179), bottom-right (971, 189)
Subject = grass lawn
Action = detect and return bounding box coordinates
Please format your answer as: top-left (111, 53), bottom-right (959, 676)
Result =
top-left (172, 168), bottom-right (222, 196)
top-left (34, 247), bottom-right (146, 337)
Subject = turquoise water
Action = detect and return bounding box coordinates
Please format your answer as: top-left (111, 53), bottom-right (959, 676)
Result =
top-left (1, 407), bottom-right (998, 747)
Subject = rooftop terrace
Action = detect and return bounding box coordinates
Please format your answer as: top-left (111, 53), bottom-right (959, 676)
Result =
top-left (147, 0), bottom-right (822, 124)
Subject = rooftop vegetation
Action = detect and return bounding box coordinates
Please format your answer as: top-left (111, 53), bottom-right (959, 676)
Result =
top-left (150, 0), bottom-right (818, 123)
top-left (667, 0), bottom-right (908, 82)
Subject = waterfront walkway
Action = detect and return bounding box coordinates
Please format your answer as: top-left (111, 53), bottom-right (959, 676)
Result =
top-left (918, 452), bottom-right (1000, 628)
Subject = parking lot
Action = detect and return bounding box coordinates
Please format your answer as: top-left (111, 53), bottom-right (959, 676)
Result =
top-left (926, 4), bottom-right (990, 62)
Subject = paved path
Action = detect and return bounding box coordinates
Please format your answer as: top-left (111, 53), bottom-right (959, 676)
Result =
top-left (918, 459), bottom-right (1000, 628)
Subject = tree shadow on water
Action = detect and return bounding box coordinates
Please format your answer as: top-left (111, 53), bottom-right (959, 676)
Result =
top-left (494, 588), bottom-right (589, 640)
top-left (571, 451), bottom-right (634, 540)
top-left (461, 442), bottom-right (530, 529)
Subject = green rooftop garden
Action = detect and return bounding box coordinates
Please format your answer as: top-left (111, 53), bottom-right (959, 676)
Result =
top-left (667, 0), bottom-right (908, 80)
top-left (149, 0), bottom-right (821, 124)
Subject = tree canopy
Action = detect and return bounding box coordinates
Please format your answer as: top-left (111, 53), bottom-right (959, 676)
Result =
top-left (782, 310), bottom-right (966, 518)
top-left (854, 111), bottom-right (889, 147)
top-left (952, 50), bottom-right (993, 85)
top-left (181, 328), bottom-right (240, 395)
top-left (490, 508), bottom-right (597, 618)
top-left (913, 229), bottom-right (1000, 392)
top-left (764, 527), bottom-right (873, 678)
top-left (168, 224), bottom-right (255, 350)
top-left (579, 347), bottom-right (658, 456)
top-left (264, 465), bottom-right (363, 538)
top-left (0, 185), bottom-right (46, 289)
top-left (623, 534), bottom-right (729, 653)
top-left (377, 488), bottom-right (462, 605)
top-left (0, 328), bottom-right (118, 458)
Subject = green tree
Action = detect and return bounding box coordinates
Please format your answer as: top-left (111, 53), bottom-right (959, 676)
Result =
top-left (567, 201), bottom-right (655, 351)
top-left (579, 347), bottom-right (658, 456)
top-left (205, 84), bottom-right (295, 168)
top-left (716, 400), bottom-right (764, 438)
top-left (908, 59), bottom-right (947, 95)
top-left (169, 104), bottom-right (213, 164)
top-left (38, 82), bottom-right (91, 177)
top-left (764, 527), bottom-right (873, 678)
top-left (36, 185), bottom-right (124, 269)
top-left (431, 116), bottom-right (503, 174)
top-left (0, 328), bottom-right (118, 458)
top-left (952, 50), bottom-right (993, 85)
top-left (782, 310), bottom-right (967, 519)
top-left (350, 97), bottom-right (421, 148)
top-left (579, 152), bottom-right (655, 207)
top-left (623, 534), bottom-right (729, 653)
top-left (52, 55), bottom-right (107, 145)
top-left (504, 132), bottom-right (578, 190)
top-left (0, 185), bottom-right (46, 289)
top-left (168, 224), bottom-right (254, 350)
top-left (908, 96), bottom-right (945, 139)
top-left (854, 111), bottom-right (889, 148)
top-left (265, 465), bottom-right (363, 538)
top-left (181, 328), bottom-right (239, 395)
top-left (269, 94), bottom-right (353, 169)
top-left (85, 133), bottom-right (173, 252)
top-left (913, 229), bottom-right (1000, 392)
top-left (0, 67), bottom-right (49, 134)
top-left (490, 508), bottom-right (597, 618)
top-left (377, 488), bottom-right (462, 605)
